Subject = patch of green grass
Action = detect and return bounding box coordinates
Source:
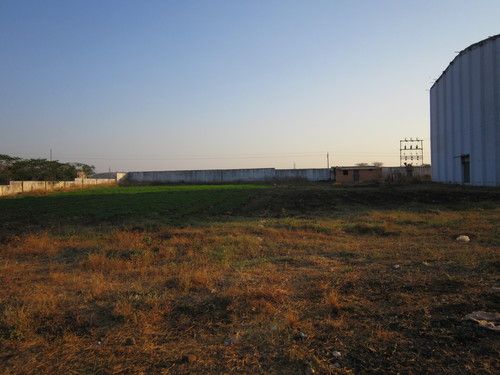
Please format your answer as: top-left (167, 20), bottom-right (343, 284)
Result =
top-left (210, 246), bottom-right (230, 265)
top-left (0, 184), bottom-right (268, 233)
top-left (235, 257), bottom-right (271, 269)
top-left (49, 184), bottom-right (266, 196)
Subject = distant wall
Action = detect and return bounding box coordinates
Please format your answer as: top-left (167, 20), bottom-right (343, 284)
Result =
top-left (275, 168), bottom-right (332, 181)
top-left (124, 168), bottom-right (332, 184)
top-left (0, 178), bottom-right (116, 197)
top-left (92, 172), bottom-right (128, 182)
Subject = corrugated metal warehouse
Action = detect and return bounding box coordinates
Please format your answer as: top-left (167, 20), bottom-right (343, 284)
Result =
top-left (430, 34), bottom-right (500, 186)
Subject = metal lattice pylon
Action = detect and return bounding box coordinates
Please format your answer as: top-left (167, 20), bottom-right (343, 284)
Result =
top-left (400, 138), bottom-right (424, 166)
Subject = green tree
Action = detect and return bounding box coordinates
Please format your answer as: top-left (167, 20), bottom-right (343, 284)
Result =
top-left (0, 154), bottom-right (20, 184)
top-left (8, 159), bottom-right (77, 181)
top-left (70, 163), bottom-right (95, 177)
top-left (0, 154), bottom-right (95, 183)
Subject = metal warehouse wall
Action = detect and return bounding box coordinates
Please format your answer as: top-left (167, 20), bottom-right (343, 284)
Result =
top-left (430, 35), bottom-right (500, 186)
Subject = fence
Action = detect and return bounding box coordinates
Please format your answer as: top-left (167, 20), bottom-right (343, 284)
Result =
top-left (0, 178), bottom-right (116, 197)
top-left (382, 166), bottom-right (432, 181)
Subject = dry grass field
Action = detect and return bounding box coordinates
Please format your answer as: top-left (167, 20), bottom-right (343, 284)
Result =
top-left (0, 183), bottom-right (499, 374)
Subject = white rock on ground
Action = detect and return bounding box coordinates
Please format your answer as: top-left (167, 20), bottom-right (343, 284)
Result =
top-left (456, 235), bottom-right (470, 243)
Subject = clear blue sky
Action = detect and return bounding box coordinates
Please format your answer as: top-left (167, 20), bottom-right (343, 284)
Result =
top-left (1, 0), bottom-right (498, 172)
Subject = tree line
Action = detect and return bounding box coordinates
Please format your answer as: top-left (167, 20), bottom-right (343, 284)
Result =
top-left (0, 154), bottom-right (94, 184)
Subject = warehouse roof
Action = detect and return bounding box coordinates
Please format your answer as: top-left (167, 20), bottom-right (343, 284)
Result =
top-left (430, 33), bottom-right (500, 89)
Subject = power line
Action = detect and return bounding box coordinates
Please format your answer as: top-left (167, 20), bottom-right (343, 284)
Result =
top-left (8, 154), bottom-right (407, 162)
top-left (56, 154), bottom-right (402, 161)
top-left (7, 150), bottom-right (427, 166)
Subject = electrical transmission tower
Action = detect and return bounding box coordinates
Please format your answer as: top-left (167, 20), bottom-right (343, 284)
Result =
top-left (400, 138), bottom-right (423, 166)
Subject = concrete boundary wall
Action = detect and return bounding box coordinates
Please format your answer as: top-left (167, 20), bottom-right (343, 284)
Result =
top-left (124, 168), bottom-right (332, 184)
top-left (275, 168), bottom-right (331, 181)
top-left (0, 178), bottom-right (116, 197)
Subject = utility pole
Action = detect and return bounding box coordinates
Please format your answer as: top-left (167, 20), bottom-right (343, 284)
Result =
top-left (50, 149), bottom-right (52, 161)
top-left (327, 152), bottom-right (330, 169)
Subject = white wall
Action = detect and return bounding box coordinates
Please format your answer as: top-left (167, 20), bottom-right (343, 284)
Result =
top-left (125, 168), bottom-right (332, 184)
top-left (0, 179), bottom-right (116, 197)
